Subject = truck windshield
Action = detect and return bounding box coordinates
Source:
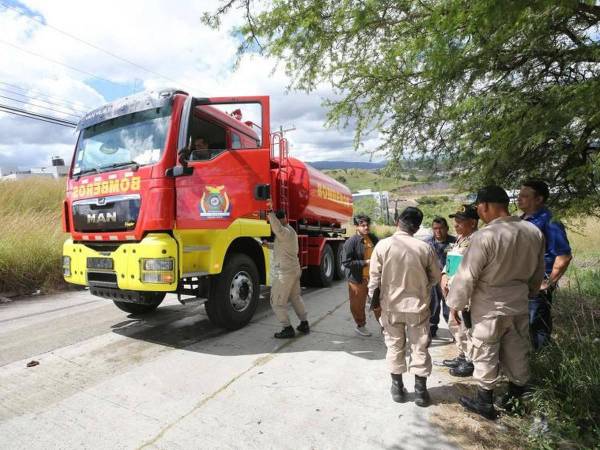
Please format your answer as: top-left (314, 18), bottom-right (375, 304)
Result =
top-left (73, 106), bottom-right (171, 176)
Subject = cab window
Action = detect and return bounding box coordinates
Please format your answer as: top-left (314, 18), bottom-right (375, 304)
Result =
top-left (186, 114), bottom-right (226, 161)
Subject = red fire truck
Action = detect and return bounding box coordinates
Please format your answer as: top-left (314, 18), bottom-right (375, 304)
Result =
top-left (62, 89), bottom-right (353, 330)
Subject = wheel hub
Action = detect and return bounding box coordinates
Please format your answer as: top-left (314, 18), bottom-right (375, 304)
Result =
top-left (229, 271), bottom-right (253, 312)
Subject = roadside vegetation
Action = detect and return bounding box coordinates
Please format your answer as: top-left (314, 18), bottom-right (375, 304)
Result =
top-left (0, 178), bottom-right (67, 295)
top-left (522, 219), bottom-right (600, 449)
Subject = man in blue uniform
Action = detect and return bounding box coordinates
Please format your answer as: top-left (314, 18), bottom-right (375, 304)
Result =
top-left (517, 180), bottom-right (573, 350)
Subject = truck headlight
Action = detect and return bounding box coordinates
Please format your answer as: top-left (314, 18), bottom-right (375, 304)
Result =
top-left (141, 272), bottom-right (175, 283)
top-left (142, 258), bottom-right (174, 271)
top-left (62, 256), bottom-right (71, 277)
top-left (140, 258), bottom-right (175, 284)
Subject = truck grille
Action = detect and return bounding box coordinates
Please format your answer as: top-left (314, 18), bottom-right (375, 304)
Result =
top-left (72, 194), bottom-right (140, 232)
top-left (87, 271), bottom-right (118, 287)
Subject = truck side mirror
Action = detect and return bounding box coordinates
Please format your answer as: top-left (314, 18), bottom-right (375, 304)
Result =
top-left (165, 166), bottom-right (194, 177)
top-left (254, 184), bottom-right (271, 200)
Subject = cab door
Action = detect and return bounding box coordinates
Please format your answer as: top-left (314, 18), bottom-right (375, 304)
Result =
top-left (173, 96), bottom-right (271, 232)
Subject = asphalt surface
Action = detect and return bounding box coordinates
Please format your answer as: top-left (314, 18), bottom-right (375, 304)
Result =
top-left (0, 282), bottom-right (463, 449)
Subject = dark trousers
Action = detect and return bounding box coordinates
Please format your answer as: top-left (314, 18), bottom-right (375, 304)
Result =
top-left (429, 284), bottom-right (449, 335)
top-left (529, 289), bottom-right (553, 350)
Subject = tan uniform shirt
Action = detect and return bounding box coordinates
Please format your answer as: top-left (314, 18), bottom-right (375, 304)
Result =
top-left (268, 211), bottom-right (301, 276)
top-left (368, 230), bottom-right (441, 314)
top-left (446, 216), bottom-right (545, 319)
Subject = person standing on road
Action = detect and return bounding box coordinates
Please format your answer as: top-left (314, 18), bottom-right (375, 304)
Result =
top-left (440, 204), bottom-right (479, 378)
top-left (517, 180), bottom-right (572, 350)
top-left (342, 215), bottom-right (379, 336)
top-left (447, 186), bottom-right (545, 420)
top-left (424, 217), bottom-right (456, 340)
top-left (368, 207), bottom-right (441, 407)
top-left (265, 200), bottom-right (309, 339)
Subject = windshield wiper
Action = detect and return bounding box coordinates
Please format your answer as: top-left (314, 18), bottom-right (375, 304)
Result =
top-left (73, 167), bottom-right (98, 179)
top-left (98, 161), bottom-right (140, 172)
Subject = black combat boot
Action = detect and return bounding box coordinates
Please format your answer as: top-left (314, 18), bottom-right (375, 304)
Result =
top-left (442, 355), bottom-right (466, 368)
top-left (296, 320), bottom-right (310, 334)
top-left (449, 359), bottom-right (474, 377)
top-left (459, 387), bottom-right (497, 420)
top-left (274, 326), bottom-right (295, 339)
top-left (496, 382), bottom-right (526, 412)
top-left (390, 374), bottom-right (406, 403)
top-left (414, 375), bottom-right (430, 407)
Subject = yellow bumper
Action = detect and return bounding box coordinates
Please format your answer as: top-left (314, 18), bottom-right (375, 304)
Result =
top-left (62, 233), bottom-right (178, 292)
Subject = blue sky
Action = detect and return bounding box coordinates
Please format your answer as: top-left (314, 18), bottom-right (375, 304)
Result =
top-left (0, 0), bottom-right (385, 171)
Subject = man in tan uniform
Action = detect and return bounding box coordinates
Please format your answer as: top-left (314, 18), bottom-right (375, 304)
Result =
top-left (441, 204), bottom-right (479, 377)
top-left (266, 203), bottom-right (309, 339)
top-left (447, 186), bottom-right (545, 420)
top-left (368, 207), bottom-right (441, 407)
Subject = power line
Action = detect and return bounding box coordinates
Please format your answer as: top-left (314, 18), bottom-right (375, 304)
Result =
top-left (0, 39), bottom-right (117, 85)
top-left (0, 92), bottom-right (83, 119)
top-left (0, 1), bottom-right (192, 90)
top-left (0, 102), bottom-right (77, 128)
top-left (0, 81), bottom-right (93, 112)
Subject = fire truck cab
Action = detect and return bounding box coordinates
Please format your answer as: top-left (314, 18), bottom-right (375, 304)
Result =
top-left (62, 90), bottom-right (352, 330)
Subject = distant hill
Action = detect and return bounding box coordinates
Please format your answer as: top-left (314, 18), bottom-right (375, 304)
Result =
top-left (307, 160), bottom-right (387, 170)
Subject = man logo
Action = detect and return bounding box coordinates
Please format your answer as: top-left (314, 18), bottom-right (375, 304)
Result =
top-left (87, 212), bottom-right (117, 223)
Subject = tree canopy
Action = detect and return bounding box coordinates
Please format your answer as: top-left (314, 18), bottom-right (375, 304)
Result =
top-left (205, 1), bottom-right (600, 216)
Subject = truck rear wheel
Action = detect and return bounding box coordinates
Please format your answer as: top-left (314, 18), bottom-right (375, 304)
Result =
top-left (113, 292), bottom-right (165, 315)
top-left (333, 243), bottom-right (345, 281)
top-left (205, 254), bottom-right (260, 330)
top-left (308, 243), bottom-right (334, 287)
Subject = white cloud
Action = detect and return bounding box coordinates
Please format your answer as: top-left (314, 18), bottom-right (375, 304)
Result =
top-left (0, 0), bottom-right (384, 169)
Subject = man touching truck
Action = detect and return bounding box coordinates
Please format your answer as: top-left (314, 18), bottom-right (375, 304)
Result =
top-left (265, 200), bottom-right (310, 339)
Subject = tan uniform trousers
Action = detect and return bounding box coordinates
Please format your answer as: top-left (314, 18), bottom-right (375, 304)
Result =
top-left (470, 314), bottom-right (530, 390)
top-left (381, 311), bottom-right (432, 377)
top-left (270, 270), bottom-right (307, 327)
top-left (448, 313), bottom-right (470, 359)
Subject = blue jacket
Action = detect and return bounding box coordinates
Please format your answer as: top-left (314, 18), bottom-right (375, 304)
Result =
top-left (522, 207), bottom-right (571, 274)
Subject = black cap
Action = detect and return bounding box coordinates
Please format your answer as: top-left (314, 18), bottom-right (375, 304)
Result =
top-left (474, 185), bottom-right (510, 204)
top-left (275, 209), bottom-right (286, 219)
top-left (449, 204), bottom-right (479, 220)
top-left (398, 206), bottom-right (423, 229)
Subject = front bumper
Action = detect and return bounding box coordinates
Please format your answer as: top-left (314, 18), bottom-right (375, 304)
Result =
top-left (63, 233), bottom-right (178, 292)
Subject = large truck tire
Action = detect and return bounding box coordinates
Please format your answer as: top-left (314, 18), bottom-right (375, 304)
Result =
top-left (205, 253), bottom-right (260, 330)
top-left (308, 243), bottom-right (334, 287)
top-left (113, 292), bottom-right (165, 315)
top-left (333, 243), bottom-right (346, 281)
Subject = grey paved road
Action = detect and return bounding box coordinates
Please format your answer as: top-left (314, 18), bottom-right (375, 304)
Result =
top-left (0, 283), bottom-right (464, 449)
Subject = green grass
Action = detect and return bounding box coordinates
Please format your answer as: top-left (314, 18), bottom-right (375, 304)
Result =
top-left (526, 278), bottom-right (600, 449)
top-left (0, 178), bottom-right (67, 295)
top-left (325, 168), bottom-right (418, 193)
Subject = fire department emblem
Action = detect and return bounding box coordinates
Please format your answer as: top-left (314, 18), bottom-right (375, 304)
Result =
top-left (199, 185), bottom-right (231, 218)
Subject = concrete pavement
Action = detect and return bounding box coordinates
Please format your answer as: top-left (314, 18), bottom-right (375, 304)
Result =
top-left (0, 282), bottom-right (469, 449)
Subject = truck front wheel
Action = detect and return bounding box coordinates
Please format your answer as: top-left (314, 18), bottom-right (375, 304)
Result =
top-left (113, 292), bottom-right (165, 315)
top-left (308, 243), bottom-right (334, 287)
top-left (205, 254), bottom-right (260, 330)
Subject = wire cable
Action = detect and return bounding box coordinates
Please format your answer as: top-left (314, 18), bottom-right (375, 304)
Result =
top-left (0, 102), bottom-right (77, 128)
top-left (0, 1), bottom-right (198, 92)
top-left (0, 93), bottom-right (83, 118)
top-left (0, 81), bottom-right (92, 112)
top-left (0, 39), bottom-right (118, 85)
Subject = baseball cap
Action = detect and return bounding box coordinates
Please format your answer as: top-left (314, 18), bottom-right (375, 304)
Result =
top-left (474, 185), bottom-right (510, 204)
top-left (449, 204), bottom-right (479, 220)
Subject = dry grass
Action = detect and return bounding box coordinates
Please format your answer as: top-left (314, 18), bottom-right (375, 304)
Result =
top-left (0, 178), bottom-right (67, 295)
top-left (565, 216), bottom-right (600, 263)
